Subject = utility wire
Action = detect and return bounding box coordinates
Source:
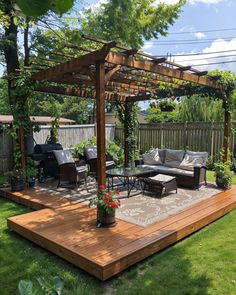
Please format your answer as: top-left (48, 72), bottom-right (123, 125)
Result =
top-left (173, 54), bottom-right (236, 63)
top-left (155, 49), bottom-right (236, 58)
top-left (186, 59), bottom-right (236, 67)
top-left (168, 27), bottom-right (236, 35)
top-left (144, 38), bottom-right (236, 46)
top-left (145, 36), bottom-right (236, 44)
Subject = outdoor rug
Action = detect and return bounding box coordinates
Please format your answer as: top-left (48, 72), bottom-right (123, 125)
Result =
top-left (116, 184), bottom-right (222, 227)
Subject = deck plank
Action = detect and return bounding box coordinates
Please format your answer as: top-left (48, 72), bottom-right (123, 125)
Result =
top-left (4, 186), bottom-right (236, 281)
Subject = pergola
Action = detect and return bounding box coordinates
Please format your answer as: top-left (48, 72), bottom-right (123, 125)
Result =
top-left (29, 36), bottom-right (227, 187)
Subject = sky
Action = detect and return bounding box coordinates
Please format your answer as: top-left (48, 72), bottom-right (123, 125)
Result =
top-left (79, 0), bottom-right (236, 73)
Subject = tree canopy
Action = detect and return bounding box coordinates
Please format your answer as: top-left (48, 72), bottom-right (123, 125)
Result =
top-left (80, 0), bottom-right (186, 48)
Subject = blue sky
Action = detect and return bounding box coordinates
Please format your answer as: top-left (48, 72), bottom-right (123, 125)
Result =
top-left (79, 0), bottom-right (236, 73)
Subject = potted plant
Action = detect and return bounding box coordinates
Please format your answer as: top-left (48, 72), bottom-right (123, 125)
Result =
top-left (89, 185), bottom-right (121, 228)
top-left (6, 168), bottom-right (25, 192)
top-left (158, 100), bottom-right (175, 112)
top-left (26, 166), bottom-right (38, 188)
top-left (214, 162), bottom-right (232, 189)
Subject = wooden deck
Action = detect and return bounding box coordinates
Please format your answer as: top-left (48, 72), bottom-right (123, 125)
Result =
top-left (1, 186), bottom-right (236, 281)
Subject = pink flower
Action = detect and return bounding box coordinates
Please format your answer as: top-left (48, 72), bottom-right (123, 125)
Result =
top-left (99, 184), bottom-right (105, 190)
top-left (116, 191), bottom-right (120, 195)
top-left (106, 192), bottom-right (111, 198)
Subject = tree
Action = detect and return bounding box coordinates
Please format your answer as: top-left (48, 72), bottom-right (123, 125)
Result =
top-left (0, 0), bottom-right (76, 170)
top-left (15, 0), bottom-right (74, 17)
top-left (177, 96), bottom-right (224, 122)
top-left (80, 0), bottom-right (186, 48)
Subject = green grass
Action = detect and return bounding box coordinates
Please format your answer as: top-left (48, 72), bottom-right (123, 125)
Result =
top-left (207, 170), bottom-right (236, 184)
top-left (0, 175), bottom-right (8, 186)
top-left (0, 187), bottom-right (236, 294)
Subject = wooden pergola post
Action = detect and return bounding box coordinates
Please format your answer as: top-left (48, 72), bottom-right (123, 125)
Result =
top-left (95, 61), bottom-right (106, 187)
top-left (124, 101), bottom-right (129, 167)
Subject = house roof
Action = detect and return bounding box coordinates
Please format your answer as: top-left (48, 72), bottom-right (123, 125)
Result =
top-left (0, 115), bottom-right (75, 125)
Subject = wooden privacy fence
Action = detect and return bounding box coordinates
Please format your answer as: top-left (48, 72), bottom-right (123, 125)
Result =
top-left (33, 124), bottom-right (116, 147)
top-left (0, 129), bottom-right (13, 175)
top-left (115, 122), bottom-right (236, 158)
top-left (0, 124), bottom-right (115, 175)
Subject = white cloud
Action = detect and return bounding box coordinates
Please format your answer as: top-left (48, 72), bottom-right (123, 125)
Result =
top-left (142, 41), bottom-right (154, 51)
top-left (195, 32), bottom-right (207, 39)
top-left (173, 38), bottom-right (236, 72)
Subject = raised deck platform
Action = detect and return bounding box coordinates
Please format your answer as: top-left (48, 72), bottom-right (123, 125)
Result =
top-left (1, 187), bottom-right (236, 280)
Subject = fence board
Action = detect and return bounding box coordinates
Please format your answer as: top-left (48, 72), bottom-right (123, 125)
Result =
top-left (33, 124), bottom-right (115, 147)
top-left (0, 130), bottom-right (13, 174)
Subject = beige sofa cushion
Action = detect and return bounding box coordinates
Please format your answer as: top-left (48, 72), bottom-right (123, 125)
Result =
top-left (164, 149), bottom-right (185, 168)
top-left (143, 148), bottom-right (162, 165)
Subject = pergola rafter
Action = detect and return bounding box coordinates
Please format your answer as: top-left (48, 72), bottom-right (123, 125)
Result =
top-left (28, 36), bottom-right (227, 187)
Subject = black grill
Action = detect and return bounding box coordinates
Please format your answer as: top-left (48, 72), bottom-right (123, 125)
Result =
top-left (32, 143), bottom-right (63, 178)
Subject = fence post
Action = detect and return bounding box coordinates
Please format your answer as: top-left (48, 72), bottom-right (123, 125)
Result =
top-left (184, 122), bottom-right (188, 149)
top-left (160, 122), bottom-right (163, 147)
top-left (211, 121), bottom-right (214, 157)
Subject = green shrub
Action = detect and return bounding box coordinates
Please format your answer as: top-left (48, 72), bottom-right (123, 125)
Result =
top-left (214, 162), bottom-right (232, 189)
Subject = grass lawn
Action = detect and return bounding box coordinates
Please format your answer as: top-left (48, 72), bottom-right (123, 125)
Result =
top-left (0, 197), bottom-right (236, 295)
top-left (0, 175), bottom-right (8, 186)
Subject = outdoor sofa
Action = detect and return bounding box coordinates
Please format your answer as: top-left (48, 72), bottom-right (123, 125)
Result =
top-left (137, 148), bottom-right (208, 189)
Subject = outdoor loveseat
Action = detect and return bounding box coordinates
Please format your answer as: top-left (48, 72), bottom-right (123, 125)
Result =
top-left (138, 148), bottom-right (208, 189)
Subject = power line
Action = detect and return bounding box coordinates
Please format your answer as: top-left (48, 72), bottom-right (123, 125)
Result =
top-left (188, 59), bottom-right (236, 67)
top-left (168, 27), bottom-right (236, 35)
top-left (144, 38), bottom-right (236, 46)
top-left (174, 54), bottom-right (236, 63)
top-left (156, 49), bottom-right (236, 57)
top-left (147, 36), bottom-right (236, 44)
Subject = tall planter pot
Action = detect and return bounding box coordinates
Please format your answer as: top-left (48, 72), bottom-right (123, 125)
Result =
top-left (96, 205), bottom-right (116, 228)
top-left (11, 180), bottom-right (24, 192)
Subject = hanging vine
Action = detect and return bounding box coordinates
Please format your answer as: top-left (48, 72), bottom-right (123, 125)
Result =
top-left (116, 101), bottom-right (139, 167)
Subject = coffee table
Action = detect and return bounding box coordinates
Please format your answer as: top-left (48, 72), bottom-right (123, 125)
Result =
top-left (106, 167), bottom-right (156, 197)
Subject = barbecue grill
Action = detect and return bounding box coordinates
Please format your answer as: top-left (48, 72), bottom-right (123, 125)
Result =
top-left (31, 143), bottom-right (63, 179)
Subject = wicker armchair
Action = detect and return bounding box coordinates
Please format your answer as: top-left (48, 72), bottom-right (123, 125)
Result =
top-left (53, 150), bottom-right (87, 188)
top-left (84, 146), bottom-right (115, 175)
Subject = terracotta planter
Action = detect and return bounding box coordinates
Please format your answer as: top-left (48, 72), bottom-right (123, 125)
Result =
top-left (96, 205), bottom-right (116, 228)
top-left (11, 180), bottom-right (24, 192)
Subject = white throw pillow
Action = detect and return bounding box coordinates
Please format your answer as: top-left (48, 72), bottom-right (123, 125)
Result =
top-left (143, 148), bottom-right (162, 165)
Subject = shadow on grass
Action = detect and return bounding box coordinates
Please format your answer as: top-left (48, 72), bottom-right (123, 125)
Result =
top-left (111, 245), bottom-right (211, 295)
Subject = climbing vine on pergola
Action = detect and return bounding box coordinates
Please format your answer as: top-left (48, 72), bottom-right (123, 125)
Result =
top-left (9, 35), bottom-right (233, 188)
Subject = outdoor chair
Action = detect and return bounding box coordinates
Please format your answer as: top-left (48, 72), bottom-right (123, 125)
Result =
top-left (53, 150), bottom-right (87, 188)
top-left (84, 146), bottom-right (115, 175)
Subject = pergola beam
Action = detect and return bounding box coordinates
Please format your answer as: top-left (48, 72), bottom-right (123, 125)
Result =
top-left (35, 85), bottom-right (127, 101)
top-left (106, 52), bottom-right (219, 89)
top-left (32, 42), bottom-right (116, 82)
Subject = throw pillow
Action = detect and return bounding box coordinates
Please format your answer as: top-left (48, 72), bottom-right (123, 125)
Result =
top-left (164, 149), bottom-right (185, 168)
top-left (143, 148), bottom-right (162, 165)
